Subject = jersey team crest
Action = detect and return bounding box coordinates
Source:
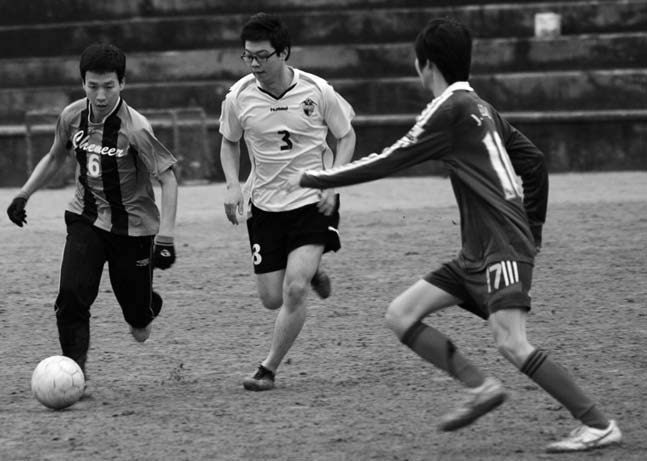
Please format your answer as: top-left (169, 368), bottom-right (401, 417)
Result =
top-left (301, 98), bottom-right (316, 116)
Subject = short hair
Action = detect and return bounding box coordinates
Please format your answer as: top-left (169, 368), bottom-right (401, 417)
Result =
top-left (414, 19), bottom-right (472, 84)
top-left (79, 43), bottom-right (126, 82)
top-left (240, 12), bottom-right (291, 60)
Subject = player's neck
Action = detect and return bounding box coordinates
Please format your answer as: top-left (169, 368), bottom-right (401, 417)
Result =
top-left (259, 66), bottom-right (294, 97)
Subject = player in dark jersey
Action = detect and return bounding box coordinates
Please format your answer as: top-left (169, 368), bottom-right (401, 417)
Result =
top-left (285, 19), bottom-right (621, 453)
top-left (6, 43), bottom-right (178, 388)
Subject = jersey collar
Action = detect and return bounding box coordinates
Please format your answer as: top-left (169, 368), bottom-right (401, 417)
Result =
top-left (442, 81), bottom-right (473, 97)
top-left (87, 97), bottom-right (123, 124)
top-left (256, 67), bottom-right (298, 100)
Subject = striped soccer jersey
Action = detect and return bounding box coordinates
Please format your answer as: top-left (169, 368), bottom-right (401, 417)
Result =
top-left (301, 82), bottom-right (549, 271)
top-left (51, 98), bottom-right (176, 236)
top-left (219, 68), bottom-right (355, 212)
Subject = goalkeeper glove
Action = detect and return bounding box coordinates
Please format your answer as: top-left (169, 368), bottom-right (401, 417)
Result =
top-left (153, 235), bottom-right (176, 269)
top-left (7, 195), bottom-right (28, 227)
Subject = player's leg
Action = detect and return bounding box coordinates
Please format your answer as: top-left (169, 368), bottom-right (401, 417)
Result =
top-left (263, 243), bottom-right (323, 371)
top-left (107, 234), bottom-right (156, 342)
top-left (489, 309), bottom-right (621, 451)
top-left (487, 261), bottom-right (620, 451)
top-left (309, 194), bottom-right (340, 300)
top-left (54, 212), bottom-right (106, 375)
top-left (385, 275), bottom-right (505, 431)
top-left (244, 244), bottom-right (324, 391)
top-left (242, 205), bottom-right (289, 390)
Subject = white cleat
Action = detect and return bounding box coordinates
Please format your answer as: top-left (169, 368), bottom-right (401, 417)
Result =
top-left (546, 419), bottom-right (622, 453)
top-left (438, 377), bottom-right (507, 431)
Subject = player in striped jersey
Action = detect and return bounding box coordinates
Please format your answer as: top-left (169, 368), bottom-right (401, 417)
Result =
top-left (286, 19), bottom-right (621, 452)
top-left (219, 13), bottom-right (356, 391)
top-left (6, 43), bottom-right (178, 384)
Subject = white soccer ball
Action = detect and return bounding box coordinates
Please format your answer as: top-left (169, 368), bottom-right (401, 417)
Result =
top-left (31, 355), bottom-right (85, 410)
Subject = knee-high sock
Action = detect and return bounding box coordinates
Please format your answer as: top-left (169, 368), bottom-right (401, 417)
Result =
top-left (521, 349), bottom-right (608, 429)
top-left (400, 321), bottom-right (485, 388)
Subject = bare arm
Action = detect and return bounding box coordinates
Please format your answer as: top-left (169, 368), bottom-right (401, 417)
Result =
top-left (219, 136), bottom-right (244, 225)
top-left (18, 149), bottom-right (68, 199)
top-left (332, 126), bottom-right (356, 168)
top-left (316, 126), bottom-right (357, 215)
top-left (157, 167), bottom-right (178, 238)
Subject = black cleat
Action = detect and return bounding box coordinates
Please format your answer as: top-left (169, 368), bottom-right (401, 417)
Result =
top-left (311, 270), bottom-right (332, 299)
top-left (243, 365), bottom-right (275, 391)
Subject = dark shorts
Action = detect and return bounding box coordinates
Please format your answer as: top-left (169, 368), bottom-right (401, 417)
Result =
top-left (55, 211), bottom-right (156, 328)
top-left (246, 197), bottom-right (341, 274)
top-left (425, 259), bottom-right (533, 319)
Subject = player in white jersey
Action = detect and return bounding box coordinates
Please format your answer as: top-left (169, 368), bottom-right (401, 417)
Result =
top-left (219, 12), bottom-right (356, 391)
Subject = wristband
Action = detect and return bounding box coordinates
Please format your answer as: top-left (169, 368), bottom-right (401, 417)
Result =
top-left (154, 235), bottom-right (174, 245)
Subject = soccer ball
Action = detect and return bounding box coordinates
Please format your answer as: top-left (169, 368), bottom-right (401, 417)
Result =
top-left (31, 355), bottom-right (85, 410)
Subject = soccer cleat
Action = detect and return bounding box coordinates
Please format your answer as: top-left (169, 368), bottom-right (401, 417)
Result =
top-left (243, 365), bottom-right (275, 391)
top-left (438, 377), bottom-right (507, 432)
top-left (545, 420), bottom-right (622, 453)
top-left (310, 269), bottom-right (332, 299)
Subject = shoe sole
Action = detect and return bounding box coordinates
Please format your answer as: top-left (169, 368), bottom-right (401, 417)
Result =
top-left (242, 381), bottom-right (274, 391)
top-left (438, 392), bottom-right (507, 432)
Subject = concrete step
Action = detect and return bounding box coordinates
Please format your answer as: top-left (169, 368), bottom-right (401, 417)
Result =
top-left (0, 69), bottom-right (645, 124)
top-left (0, 0), bottom-right (617, 25)
top-left (2, 32), bottom-right (644, 88)
top-left (2, 111), bottom-right (646, 186)
top-left (0, 1), bottom-right (645, 57)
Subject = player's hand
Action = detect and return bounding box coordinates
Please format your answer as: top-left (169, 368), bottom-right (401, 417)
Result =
top-left (224, 184), bottom-right (244, 225)
top-left (153, 236), bottom-right (176, 270)
top-left (283, 171), bottom-right (304, 193)
top-left (7, 196), bottom-right (28, 227)
top-left (530, 224), bottom-right (543, 254)
top-left (317, 190), bottom-right (338, 216)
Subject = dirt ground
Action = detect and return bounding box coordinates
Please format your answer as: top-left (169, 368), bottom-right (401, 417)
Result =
top-left (1, 172), bottom-right (646, 461)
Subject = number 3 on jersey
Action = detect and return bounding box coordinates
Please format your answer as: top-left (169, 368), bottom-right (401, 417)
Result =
top-left (278, 130), bottom-right (293, 150)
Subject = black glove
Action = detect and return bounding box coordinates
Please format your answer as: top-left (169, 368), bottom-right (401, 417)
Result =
top-left (7, 196), bottom-right (28, 227)
top-left (153, 235), bottom-right (176, 269)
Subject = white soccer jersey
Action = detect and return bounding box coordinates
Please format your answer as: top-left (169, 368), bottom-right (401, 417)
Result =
top-left (219, 68), bottom-right (355, 211)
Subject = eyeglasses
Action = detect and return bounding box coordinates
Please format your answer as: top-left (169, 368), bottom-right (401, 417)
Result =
top-left (240, 50), bottom-right (277, 64)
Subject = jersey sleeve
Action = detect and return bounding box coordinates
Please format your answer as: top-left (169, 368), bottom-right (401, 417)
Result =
top-left (219, 91), bottom-right (243, 142)
top-left (496, 113), bottom-right (549, 247)
top-left (300, 105), bottom-right (452, 189)
top-left (321, 84), bottom-right (355, 138)
top-left (129, 124), bottom-right (177, 178)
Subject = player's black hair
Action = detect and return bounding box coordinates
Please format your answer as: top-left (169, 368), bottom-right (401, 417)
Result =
top-left (79, 43), bottom-right (126, 83)
top-left (240, 12), bottom-right (291, 60)
top-left (415, 18), bottom-right (472, 84)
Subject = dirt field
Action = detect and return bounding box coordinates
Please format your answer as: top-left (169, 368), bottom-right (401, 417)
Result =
top-left (1, 172), bottom-right (646, 460)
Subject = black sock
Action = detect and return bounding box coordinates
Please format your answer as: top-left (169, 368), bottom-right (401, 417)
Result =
top-left (401, 321), bottom-right (485, 388)
top-left (521, 349), bottom-right (609, 429)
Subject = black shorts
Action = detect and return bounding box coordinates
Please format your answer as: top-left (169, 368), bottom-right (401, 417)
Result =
top-left (246, 198), bottom-right (341, 274)
top-left (425, 259), bottom-right (533, 319)
top-left (55, 211), bottom-right (156, 328)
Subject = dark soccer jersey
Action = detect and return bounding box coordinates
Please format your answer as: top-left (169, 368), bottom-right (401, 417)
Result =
top-left (51, 98), bottom-right (176, 236)
top-left (301, 82), bottom-right (548, 271)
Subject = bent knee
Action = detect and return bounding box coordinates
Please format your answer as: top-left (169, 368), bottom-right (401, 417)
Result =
top-left (260, 295), bottom-right (282, 310)
top-left (284, 279), bottom-right (309, 305)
